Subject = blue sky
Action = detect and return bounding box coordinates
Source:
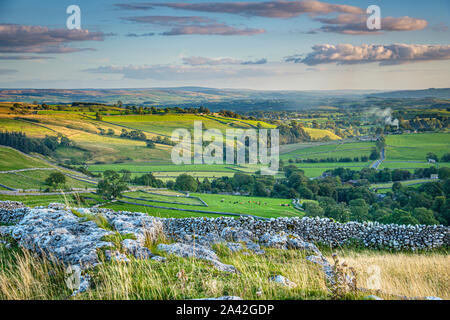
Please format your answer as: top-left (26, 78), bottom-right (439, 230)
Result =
top-left (0, 0), bottom-right (449, 90)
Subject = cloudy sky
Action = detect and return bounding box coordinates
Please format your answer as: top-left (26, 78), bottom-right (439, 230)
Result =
top-left (0, 0), bottom-right (449, 90)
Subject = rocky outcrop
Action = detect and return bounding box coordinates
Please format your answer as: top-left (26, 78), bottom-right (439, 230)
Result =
top-left (0, 201), bottom-right (448, 299)
top-left (157, 243), bottom-right (237, 273)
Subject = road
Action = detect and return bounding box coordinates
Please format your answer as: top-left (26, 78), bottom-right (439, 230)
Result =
top-left (370, 147), bottom-right (385, 170)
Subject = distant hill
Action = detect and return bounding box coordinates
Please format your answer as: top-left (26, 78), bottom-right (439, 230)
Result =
top-left (0, 87), bottom-right (371, 107)
top-left (0, 87), bottom-right (448, 111)
top-left (368, 88), bottom-right (450, 99)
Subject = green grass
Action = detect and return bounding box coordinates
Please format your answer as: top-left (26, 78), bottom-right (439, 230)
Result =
top-left (280, 141), bottom-right (375, 161)
top-left (0, 194), bottom-right (101, 207)
top-left (0, 118), bottom-right (55, 138)
top-left (88, 163), bottom-right (240, 173)
top-left (0, 146), bottom-right (51, 171)
top-left (102, 114), bottom-right (234, 136)
top-left (99, 191), bottom-right (302, 219)
top-left (191, 193), bottom-right (301, 218)
top-left (385, 133), bottom-right (450, 161)
top-left (380, 162), bottom-right (450, 170)
top-left (125, 191), bottom-right (204, 206)
top-left (0, 169), bottom-right (94, 190)
top-left (371, 179), bottom-right (436, 190)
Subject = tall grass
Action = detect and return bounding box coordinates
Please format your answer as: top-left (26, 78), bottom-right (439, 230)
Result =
top-left (80, 246), bottom-right (331, 300)
top-left (0, 246), bottom-right (71, 300)
top-left (0, 241), bottom-right (448, 300)
top-left (331, 250), bottom-right (450, 299)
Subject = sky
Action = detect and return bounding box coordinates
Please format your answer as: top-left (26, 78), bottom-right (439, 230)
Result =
top-left (0, 0), bottom-right (449, 90)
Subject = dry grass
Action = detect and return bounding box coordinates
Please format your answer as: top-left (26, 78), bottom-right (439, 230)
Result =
top-left (0, 247), bottom-right (70, 300)
top-left (332, 251), bottom-right (450, 299)
top-left (1, 241), bottom-right (448, 300)
top-left (80, 246), bottom-right (331, 300)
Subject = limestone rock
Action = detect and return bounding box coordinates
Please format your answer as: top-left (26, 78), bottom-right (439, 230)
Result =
top-left (269, 275), bottom-right (297, 288)
top-left (157, 242), bottom-right (236, 273)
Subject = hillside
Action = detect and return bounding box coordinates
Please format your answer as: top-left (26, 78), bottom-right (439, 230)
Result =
top-left (369, 88), bottom-right (450, 99)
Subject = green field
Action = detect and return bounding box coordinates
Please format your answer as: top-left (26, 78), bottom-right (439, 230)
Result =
top-left (385, 133), bottom-right (450, 161)
top-left (0, 169), bottom-right (94, 190)
top-left (280, 141), bottom-right (375, 161)
top-left (102, 114), bottom-right (238, 136)
top-left (0, 147), bottom-right (51, 171)
top-left (0, 193), bottom-right (101, 207)
top-left (125, 191), bottom-right (205, 206)
top-left (88, 163), bottom-right (240, 173)
top-left (108, 191), bottom-right (301, 219)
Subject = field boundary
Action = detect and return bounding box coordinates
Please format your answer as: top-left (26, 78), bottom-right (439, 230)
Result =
top-left (116, 199), bottom-right (268, 219)
top-left (122, 194), bottom-right (207, 207)
top-left (141, 190), bottom-right (209, 207)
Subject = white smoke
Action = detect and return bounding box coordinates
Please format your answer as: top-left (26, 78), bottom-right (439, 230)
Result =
top-left (368, 107), bottom-right (399, 128)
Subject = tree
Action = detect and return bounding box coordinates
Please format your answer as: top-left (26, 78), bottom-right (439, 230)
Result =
top-left (349, 198), bottom-right (369, 222)
top-left (379, 209), bottom-right (419, 225)
top-left (174, 174), bottom-right (198, 192)
top-left (45, 172), bottom-right (66, 188)
top-left (96, 170), bottom-right (128, 200)
top-left (95, 112), bottom-right (103, 121)
top-left (438, 167), bottom-right (450, 180)
top-left (392, 181), bottom-right (402, 192)
top-left (253, 181), bottom-right (268, 197)
top-left (441, 153), bottom-right (450, 162)
top-left (426, 152), bottom-right (438, 161)
top-left (304, 201), bottom-right (325, 218)
top-left (146, 141), bottom-right (156, 148)
top-left (369, 148), bottom-right (379, 160)
top-left (412, 207), bottom-right (439, 225)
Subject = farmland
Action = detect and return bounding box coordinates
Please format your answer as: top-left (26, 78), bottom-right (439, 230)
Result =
top-left (385, 133), bottom-right (450, 161)
top-left (0, 101), bottom-right (449, 224)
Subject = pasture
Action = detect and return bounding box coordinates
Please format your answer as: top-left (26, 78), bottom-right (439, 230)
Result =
top-left (0, 147), bottom-right (51, 171)
top-left (385, 133), bottom-right (450, 161)
top-left (108, 191), bottom-right (302, 219)
top-left (0, 169), bottom-right (94, 190)
top-left (280, 141), bottom-right (375, 161)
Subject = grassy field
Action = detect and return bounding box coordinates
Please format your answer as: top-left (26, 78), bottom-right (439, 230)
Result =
top-left (303, 128), bottom-right (341, 141)
top-left (0, 193), bottom-right (101, 207)
top-left (102, 114), bottom-right (237, 136)
top-left (280, 141), bottom-right (375, 161)
top-left (106, 191), bottom-right (301, 219)
top-left (370, 179), bottom-right (436, 191)
top-left (1, 238), bottom-right (447, 300)
top-left (0, 170), bottom-right (94, 190)
top-left (337, 249), bottom-right (450, 299)
top-left (0, 147), bottom-right (51, 171)
top-left (88, 163), bottom-right (241, 173)
top-left (125, 191), bottom-right (205, 206)
top-left (385, 133), bottom-right (450, 161)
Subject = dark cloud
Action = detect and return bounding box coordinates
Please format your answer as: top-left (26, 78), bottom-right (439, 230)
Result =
top-left (126, 33), bottom-right (155, 37)
top-left (0, 24), bottom-right (106, 54)
top-left (121, 15), bottom-right (264, 36)
top-left (116, 1), bottom-right (427, 36)
top-left (122, 15), bottom-right (215, 25)
top-left (241, 58), bottom-right (267, 65)
top-left (286, 43), bottom-right (450, 66)
top-left (0, 55), bottom-right (53, 60)
top-left (116, 1), bottom-right (364, 18)
top-left (311, 15), bottom-right (427, 35)
top-left (162, 23), bottom-right (265, 36)
top-left (182, 56), bottom-right (267, 65)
